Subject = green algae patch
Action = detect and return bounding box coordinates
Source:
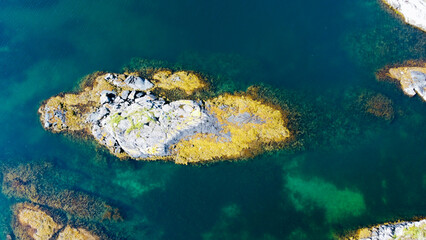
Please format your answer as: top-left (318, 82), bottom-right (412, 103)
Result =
top-left (285, 175), bottom-right (366, 223)
top-left (112, 166), bottom-right (173, 198)
top-left (201, 203), bottom-right (278, 240)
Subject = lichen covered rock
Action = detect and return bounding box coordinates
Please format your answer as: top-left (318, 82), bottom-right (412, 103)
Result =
top-left (382, 0), bottom-right (426, 32)
top-left (39, 68), bottom-right (291, 164)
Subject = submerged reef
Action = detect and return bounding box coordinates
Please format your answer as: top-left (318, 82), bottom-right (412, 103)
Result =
top-left (12, 202), bottom-right (102, 240)
top-left (39, 68), bottom-right (290, 164)
top-left (2, 163), bottom-right (122, 222)
top-left (356, 91), bottom-right (395, 122)
top-left (12, 203), bottom-right (65, 240)
top-left (382, 0), bottom-right (426, 32)
top-left (341, 218), bottom-right (425, 240)
top-left (284, 174), bottom-right (366, 224)
top-left (377, 62), bottom-right (426, 102)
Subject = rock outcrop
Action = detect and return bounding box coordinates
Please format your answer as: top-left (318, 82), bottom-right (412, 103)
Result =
top-left (12, 203), bottom-right (64, 240)
top-left (39, 68), bottom-right (291, 164)
top-left (12, 202), bottom-right (102, 240)
top-left (382, 0), bottom-right (426, 32)
top-left (343, 219), bottom-right (426, 240)
top-left (378, 64), bottom-right (426, 102)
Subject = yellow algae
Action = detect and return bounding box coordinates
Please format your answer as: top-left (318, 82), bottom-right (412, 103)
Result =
top-left (356, 228), bottom-right (372, 239)
top-left (152, 70), bottom-right (207, 94)
top-left (173, 94), bottom-right (290, 164)
top-left (13, 203), bottom-right (63, 240)
top-left (357, 91), bottom-right (394, 121)
top-left (340, 227), bottom-right (371, 240)
top-left (57, 226), bottom-right (100, 240)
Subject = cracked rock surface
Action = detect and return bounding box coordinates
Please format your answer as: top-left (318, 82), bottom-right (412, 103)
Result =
top-left (89, 90), bottom-right (222, 158)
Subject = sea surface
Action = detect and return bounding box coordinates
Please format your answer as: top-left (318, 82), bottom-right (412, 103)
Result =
top-left (0, 0), bottom-right (425, 239)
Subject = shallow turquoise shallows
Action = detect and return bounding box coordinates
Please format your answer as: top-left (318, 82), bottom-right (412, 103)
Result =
top-left (0, 0), bottom-right (425, 239)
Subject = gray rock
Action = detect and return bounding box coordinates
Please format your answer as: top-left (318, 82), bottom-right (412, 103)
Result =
top-left (124, 75), bottom-right (154, 91)
top-left (92, 95), bottom-right (222, 158)
top-left (54, 110), bottom-right (66, 122)
top-left (120, 90), bottom-right (130, 100)
top-left (87, 107), bottom-right (110, 123)
top-left (410, 70), bottom-right (426, 100)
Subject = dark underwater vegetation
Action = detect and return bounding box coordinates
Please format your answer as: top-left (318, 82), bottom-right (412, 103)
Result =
top-left (0, 0), bottom-right (424, 239)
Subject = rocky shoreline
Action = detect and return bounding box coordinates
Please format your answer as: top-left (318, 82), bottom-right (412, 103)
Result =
top-left (382, 0), bottom-right (426, 32)
top-left (39, 69), bottom-right (290, 164)
top-left (342, 219), bottom-right (425, 240)
top-left (378, 62), bottom-right (426, 102)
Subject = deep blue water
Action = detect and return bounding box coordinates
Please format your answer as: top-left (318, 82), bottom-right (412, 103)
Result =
top-left (0, 0), bottom-right (425, 239)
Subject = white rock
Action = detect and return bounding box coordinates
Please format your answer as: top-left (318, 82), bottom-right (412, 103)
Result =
top-left (383, 0), bottom-right (426, 32)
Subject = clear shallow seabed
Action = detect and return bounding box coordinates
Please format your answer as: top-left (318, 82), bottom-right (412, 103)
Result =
top-left (0, 0), bottom-right (425, 239)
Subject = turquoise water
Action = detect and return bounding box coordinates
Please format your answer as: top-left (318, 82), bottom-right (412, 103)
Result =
top-left (0, 0), bottom-right (425, 239)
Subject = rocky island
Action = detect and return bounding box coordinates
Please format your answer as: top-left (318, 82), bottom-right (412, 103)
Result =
top-left (39, 69), bottom-right (291, 164)
top-left (342, 218), bottom-right (425, 240)
top-left (378, 62), bottom-right (426, 102)
top-left (382, 0), bottom-right (426, 32)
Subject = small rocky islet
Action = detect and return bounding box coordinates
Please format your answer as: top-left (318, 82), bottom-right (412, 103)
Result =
top-left (378, 62), bottom-right (426, 102)
top-left (39, 69), bottom-right (290, 164)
